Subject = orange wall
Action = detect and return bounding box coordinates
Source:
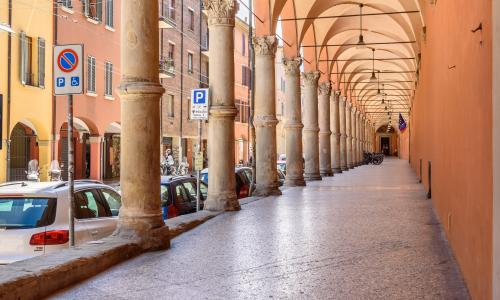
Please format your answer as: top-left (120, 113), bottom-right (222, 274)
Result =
top-left (399, 129), bottom-right (409, 160)
top-left (410, 1), bottom-right (492, 298)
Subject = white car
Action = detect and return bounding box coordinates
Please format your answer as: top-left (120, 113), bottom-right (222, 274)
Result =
top-left (0, 180), bottom-right (121, 264)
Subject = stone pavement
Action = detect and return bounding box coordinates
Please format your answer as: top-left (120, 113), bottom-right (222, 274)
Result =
top-left (51, 158), bottom-right (469, 299)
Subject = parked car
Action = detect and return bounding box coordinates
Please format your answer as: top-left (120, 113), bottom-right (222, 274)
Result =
top-left (0, 180), bottom-right (121, 264)
top-left (200, 167), bottom-right (253, 199)
top-left (160, 176), bottom-right (207, 219)
top-left (277, 160), bottom-right (286, 174)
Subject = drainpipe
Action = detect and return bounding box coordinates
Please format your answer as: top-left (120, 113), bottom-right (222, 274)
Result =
top-left (6, 0), bottom-right (12, 181)
top-left (248, 0), bottom-right (256, 195)
top-left (52, 2), bottom-right (58, 161)
top-left (179, 0), bottom-right (184, 163)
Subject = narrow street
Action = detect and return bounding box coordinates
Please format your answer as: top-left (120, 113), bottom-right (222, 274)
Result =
top-left (52, 158), bottom-right (469, 299)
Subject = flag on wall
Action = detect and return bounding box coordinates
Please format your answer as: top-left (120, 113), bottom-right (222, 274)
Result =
top-left (399, 113), bottom-right (407, 132)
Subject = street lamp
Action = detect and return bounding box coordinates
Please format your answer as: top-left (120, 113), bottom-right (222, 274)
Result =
top-left (369, 48), bottom-right (377, 82)
top-left (356, 4), bottom-right (367, 49)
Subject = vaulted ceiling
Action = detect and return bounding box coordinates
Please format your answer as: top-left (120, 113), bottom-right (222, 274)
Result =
top-left (255, 0), bottom-right (425, 128)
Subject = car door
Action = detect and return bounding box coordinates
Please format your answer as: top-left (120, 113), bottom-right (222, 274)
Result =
top-left (172, 182), bottom-right (193, 215)
top-left (181, 180), bottom-right (199, 212)
top-left (74, 189), bottom-right (114, 242)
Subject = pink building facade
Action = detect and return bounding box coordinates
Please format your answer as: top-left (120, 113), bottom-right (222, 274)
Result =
top-left (54, 0), bottom-right (121, 181)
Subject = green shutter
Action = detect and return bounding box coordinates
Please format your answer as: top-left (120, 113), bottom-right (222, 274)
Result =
top-left (38, 38), bottom-right (45, 88)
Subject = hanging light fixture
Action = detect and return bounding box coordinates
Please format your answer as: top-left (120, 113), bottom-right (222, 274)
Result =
top-left (376, 72), bottom-right (382, 98)
top-left (356, 4), bottom-right (367, 49)
top-left (369, 48), bottom-right (377, 82)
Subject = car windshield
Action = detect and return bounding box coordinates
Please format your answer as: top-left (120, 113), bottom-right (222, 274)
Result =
top-left (0, 198), bottom-right (56, 229)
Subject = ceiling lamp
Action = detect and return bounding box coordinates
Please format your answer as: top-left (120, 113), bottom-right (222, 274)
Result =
top-left (356, 4), bottom-right (367, 49)
top-left (376, 74), bottom-right (382, 98)
top-left (369, 49), bottom-right (377, 82)
top-left (384, 105), bottom-right (387, 110)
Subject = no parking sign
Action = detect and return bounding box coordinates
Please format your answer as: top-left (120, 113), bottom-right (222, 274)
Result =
top-left (53, 44), bottom-right (84, 95)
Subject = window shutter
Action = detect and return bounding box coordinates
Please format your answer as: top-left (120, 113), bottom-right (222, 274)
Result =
top-left (20, 32), bottom-right (27, 85)
top-left (38, 38), bottom-right (45, 88)
top-left (83, 0), bottom-right (90, 17)
top-left (96, 0), bottom-right (103, 21)
top-left (241, 66), bottom-right (246, 86)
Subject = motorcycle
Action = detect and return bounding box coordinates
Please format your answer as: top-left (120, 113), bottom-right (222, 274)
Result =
top-left (363, 152), bottom-right (384, 165)
top-left (25, 159), bottom-right (40, 182)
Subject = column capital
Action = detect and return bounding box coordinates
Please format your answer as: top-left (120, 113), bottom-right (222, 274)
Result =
top-left (203, 0), bottom-right (238, 26)
top-left (318, 82), bottom-right (331, 96)
top-left (282, 57), bottom-right (302, 75)
top-left (302, 71), bottom-right (320, 87)
top-left (253, 35), bottom-right (278, 56)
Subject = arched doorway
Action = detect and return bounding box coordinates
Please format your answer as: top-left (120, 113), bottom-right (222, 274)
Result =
top-left (9, 122), bottom-right (39, 181)
top-left (376, 125), bottom-right (397, 156)
top-left (103, 122), bottom-right (121, 180)
top-left (58, 119), bottom-right (92, 180)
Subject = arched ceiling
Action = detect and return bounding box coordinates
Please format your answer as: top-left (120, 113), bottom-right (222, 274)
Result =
top-left (255, 0), bottom-right (425, 128)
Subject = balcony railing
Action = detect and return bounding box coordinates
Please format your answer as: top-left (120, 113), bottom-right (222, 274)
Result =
top-left (159, 1), bottom-right (176, 29)
top-left (159, 58), bottom-right (175, 78)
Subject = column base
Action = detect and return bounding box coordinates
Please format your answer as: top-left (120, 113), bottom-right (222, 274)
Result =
top-left (114, 223), bottom-right (170, 251)
top-left (320, 171), bottom-right (333, 177)
top-left (284, 177), bottom-right (306, 187)
top-left (204, 191), bottom-right (241, 211)
top-left (305, 174), bottom-right (322, 181)
top-left (253, 185), bottom-right (282, 197)
top-left (333, 168), bottom-right (342, 174)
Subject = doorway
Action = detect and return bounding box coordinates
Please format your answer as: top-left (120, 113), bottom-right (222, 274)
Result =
top-left (381, 137), bottom-right (390, 156)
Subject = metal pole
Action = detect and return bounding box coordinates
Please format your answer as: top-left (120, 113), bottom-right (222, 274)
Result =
top-left (248, 0), bottom-right (256, 196)
top-left (68, 95), bottom-right (75, 247)
top-left (196, 120), bottom-right (201, 212)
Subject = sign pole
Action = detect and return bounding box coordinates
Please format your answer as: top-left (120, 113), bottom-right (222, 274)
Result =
top-left (196, 120), bottom-right (202, 212)
top-left (68, 94), bottom-right (75, 247)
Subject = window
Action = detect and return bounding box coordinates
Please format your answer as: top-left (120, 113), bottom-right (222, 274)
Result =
top-left (161, 184), bottom-right (171, 206)
top-left (188, 53), bottom-right (193, 73)
top-left (61, 0), bottom-right (72, 8)
top-left (75, 190), bottom-right (107, 219)
top-left (0, 198), bottom-right (56, 228)
top-left (199, 182), bottom-right (208, 199)
top-left (235, 99), bottom-right (241, 122)
top-left (168, 42), bottom-right (175, 60)
top-left (105, 0), bottom-right (113, 27)
top-left (100, 189), bottom-right (121, 216)
top-left (182, 181), bottom-right (197, 199)
top-left (104, 61), bottom-right (113, 96)
top-left (174, 185), bottom-right (190, 204)
top-left (241, 65), bottom-right (251, 87)
top-left (188, 8), bottom-right (194, 31)
top-left (167, 94), bottom-right (175, 117)
top-left (83, 0), bottom-right (103, 22)
top-left (280, 78), bottom-right (285, 92)
top-left (169, 0), bottom-right (176, 20)
top-left (20, 32), bottom-right (44, 88)
top-left (241, 33), bottom-right (246, 56)
top-left (87, 56), bottom-right (96, 93)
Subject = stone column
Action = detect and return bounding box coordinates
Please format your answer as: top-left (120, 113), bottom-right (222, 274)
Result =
top-left (203, 0), bottom-right (240, 211)
top-left (283, 57), bottom-right (306, 186)
top-left (117, 0), bottom-right (169, 249)
top-left (318, 82), bottom-right (332, 177)
top-left (357, 112), bottom-right (362, 165)
top-left (302, 71), bottom-right (322, 181)
top-left (346, 102), bottom-right (353, 169)
top-left (253, 36), bottom-right (281, 196)
top-left (351, 108), bottom-right (357, 167)
top-left (339, 97), bottom-right (348, 171)
top-left (331, 92), bottom-right (342, 173)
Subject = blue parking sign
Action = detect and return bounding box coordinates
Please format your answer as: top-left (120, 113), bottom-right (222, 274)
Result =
top-left (71, 77), bottom-right (80, 87)
top-left (56, 77), bottom-right (65, 87)
top-left (193, 90), bottom-right (207, 104)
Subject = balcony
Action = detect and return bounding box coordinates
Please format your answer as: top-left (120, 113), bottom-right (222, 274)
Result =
top-left (159, 1), bottom-right (175, 29)
top-left (159, 58), bottom-right (175, 78)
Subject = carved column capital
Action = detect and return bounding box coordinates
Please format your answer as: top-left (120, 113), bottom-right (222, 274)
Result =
top-left (318, 82), bottom-right (331, 96)
top-left (253, 35), bottom-right (277, 56)
top-left (203, 0), bottom-right (238, 26)
top-left (302, 71), bottom-right (320, 87)
top-left (282, 57), bottom-right (302, 76)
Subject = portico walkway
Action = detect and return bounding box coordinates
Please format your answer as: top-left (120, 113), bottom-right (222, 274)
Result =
top-left (52, 158), bottom-right (469, 299)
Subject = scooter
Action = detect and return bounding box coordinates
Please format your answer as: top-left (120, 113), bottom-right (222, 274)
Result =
top-left (25, 159), bottom-right (40, 182)
top-left (48, 160), bottom-right (62, 182)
